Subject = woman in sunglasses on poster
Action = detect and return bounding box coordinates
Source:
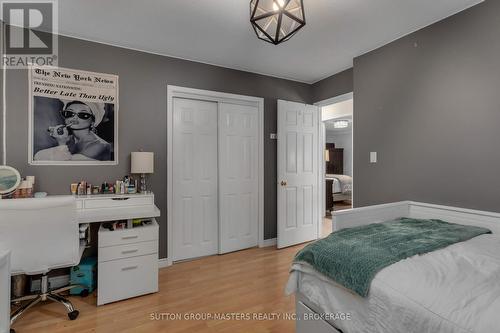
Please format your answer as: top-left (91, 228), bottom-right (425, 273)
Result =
top-left (34, 100), bottom-right (112, 161)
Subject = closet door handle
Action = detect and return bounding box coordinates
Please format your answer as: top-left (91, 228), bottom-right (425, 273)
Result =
top-left (280, 180), bottom-right (287, 186)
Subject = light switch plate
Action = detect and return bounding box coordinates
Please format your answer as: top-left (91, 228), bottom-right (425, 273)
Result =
top-left (370, 152), bottom-right (377, 163)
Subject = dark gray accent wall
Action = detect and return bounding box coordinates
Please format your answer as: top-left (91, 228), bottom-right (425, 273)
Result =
top-left (2, 35), bottom-right (312, 258)
top-left (311, 68), bottom-right (353, 103)
top-left (4, 0), bottom-right (494, 260)
top-left (353, 0), bottom-right (500, 211)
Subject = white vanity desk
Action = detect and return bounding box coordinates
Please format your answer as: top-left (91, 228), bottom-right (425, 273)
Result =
top-left (75, 193), bottom-right (160, 305)
top-left (76, 193), bottom-right (160, 223)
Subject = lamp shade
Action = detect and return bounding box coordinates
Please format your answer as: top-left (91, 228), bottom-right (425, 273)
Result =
top-left (131, 152), bottom-right (154, 174)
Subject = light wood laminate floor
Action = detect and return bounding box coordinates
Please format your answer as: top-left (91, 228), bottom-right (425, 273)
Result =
top-left (12, 244), bottom-right (307, 333)
top-left (321, 202), bottom-right (352, 237)
top-left (323, 217), bottom-right (333, 237)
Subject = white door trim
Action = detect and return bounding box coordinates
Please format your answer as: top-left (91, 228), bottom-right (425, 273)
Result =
top-left (314, 92), bottom-right (353, 107)
top-left (318, 121), bottom-right (326, 238)
top-left (315, 92), bottom-right (354, 236)
top-left (167, 85), bottom-right (265, 266)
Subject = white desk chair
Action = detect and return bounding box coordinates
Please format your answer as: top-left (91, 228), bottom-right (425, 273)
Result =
top-left (0, 249), bottom-right (12, 333)
top-left (0, 197), bottom-right (82, 328)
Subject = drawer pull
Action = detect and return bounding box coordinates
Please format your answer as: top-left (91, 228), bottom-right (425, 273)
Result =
top-left (121, 265), bottom-right (138, 271)
top-left (122, 235), bottom-right (138, 240)
top-left (112, 197), bottom-right (130, 201)
top-left (122, 249), bottom-right (139, 254)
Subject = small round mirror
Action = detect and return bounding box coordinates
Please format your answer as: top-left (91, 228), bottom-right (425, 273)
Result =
top-left (0, 165), bottom-right (21, 195)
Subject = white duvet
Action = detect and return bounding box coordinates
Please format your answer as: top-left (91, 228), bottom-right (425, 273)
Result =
top-left (286, 234), bottom-right (500, 333)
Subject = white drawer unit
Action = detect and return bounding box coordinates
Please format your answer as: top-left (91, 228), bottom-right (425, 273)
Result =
top-left (97, 219), bottom-right (159, 305)
top-left (75, 193), bottom-right (160, 306)
top-left (97, 254), bottom-right (158, 306)
top-left (98, 220), bottom-right (158, 247)
top-left (98, 240), bottom-right (158, 262)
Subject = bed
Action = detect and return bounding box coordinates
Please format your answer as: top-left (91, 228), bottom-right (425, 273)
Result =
top-left (326, 174), bottom-right (352, 204)
top-left (286, 201), bottom-right (500, 333)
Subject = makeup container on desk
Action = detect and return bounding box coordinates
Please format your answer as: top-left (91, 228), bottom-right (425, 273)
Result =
top-left (13, 180), bottom-right (34, 198)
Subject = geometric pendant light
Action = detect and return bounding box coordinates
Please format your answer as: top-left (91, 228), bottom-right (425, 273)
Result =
top-left (250, 0), bottom-right (306, 45)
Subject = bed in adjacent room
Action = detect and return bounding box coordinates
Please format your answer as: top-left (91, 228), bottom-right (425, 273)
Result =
top-left (286, 201), bottom-right (500, 333)
top-left (326, 174), bottom-right (352, 204)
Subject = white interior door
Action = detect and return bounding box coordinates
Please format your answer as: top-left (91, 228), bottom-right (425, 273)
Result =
top-left (172, 97), bottom-right (218, 261)
top-left (277, 100), bottom-right (319, 248)
top-left (218, 102), bottom-right (259, 253)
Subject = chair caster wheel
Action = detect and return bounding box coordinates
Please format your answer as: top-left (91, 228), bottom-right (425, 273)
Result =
top-left (80, 289), bottom-right (89, 297)
top-left (68, 310), bottom-right (79, 320)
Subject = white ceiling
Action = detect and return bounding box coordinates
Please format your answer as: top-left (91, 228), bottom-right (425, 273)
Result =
top-left (58, 0), bottom-right (483, 83)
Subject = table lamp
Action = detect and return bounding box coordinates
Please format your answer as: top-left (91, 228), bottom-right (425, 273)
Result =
top-left (131, 152), bottom-right (154, 193)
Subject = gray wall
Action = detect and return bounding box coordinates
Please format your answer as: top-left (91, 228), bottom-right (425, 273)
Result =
top-left (4, 0), bottom-right (494, 259)
top-left (353, 0), bottom-right (500, 211)
top-left (312, 68), bottom-right (353, 103)
top-left (1, 35), bottom-right (312, 258)
top-left (326, 131), bottom-right (352, 177)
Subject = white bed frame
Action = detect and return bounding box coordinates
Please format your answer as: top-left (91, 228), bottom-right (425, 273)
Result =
top-left (295, 201), bottom-right (500, 333)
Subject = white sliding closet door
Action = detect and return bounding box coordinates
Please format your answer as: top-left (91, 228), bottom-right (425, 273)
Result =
top-left (277, 100), bottom-right (319, 248)
top-left (172, 98), bottom-right (219, 261)
top-left (218, 102), bottom-right (259, 254)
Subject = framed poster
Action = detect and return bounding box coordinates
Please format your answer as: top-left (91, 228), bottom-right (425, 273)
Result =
top-left (28, 65), bottom-right (119, 165)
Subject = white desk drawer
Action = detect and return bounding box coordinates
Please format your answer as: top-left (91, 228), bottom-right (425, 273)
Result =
top-left (98, 240), bottom-right (158, 262)
top-left (99, 219), bottom-right (158, 247)
top-left (97, 254), bottom-right (158, 305)
top-left (84, 196), bottom-right (153, 209)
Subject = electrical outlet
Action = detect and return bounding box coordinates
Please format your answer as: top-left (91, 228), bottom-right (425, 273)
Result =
top-left (270, 133), bottom-right (277, 140)
top-left (370, 152), bottom-right (377, 163)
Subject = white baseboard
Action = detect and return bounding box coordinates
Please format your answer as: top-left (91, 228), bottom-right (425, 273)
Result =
top-left (158, 258), bottom-right (171, 268)
top-left (260, 238), bottom-right (277, 247)
top-left (159, 239), bottom-right (277, 269)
